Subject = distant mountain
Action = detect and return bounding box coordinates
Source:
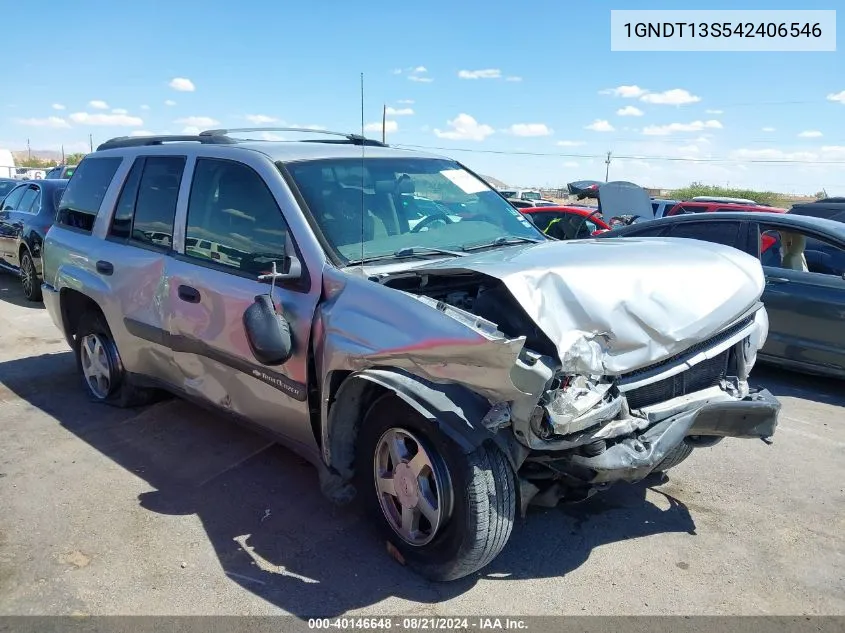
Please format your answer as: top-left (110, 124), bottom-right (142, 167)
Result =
top-left (12, 150), bottom-right (65, 162)
top-left (481, 174), bottom-right (508, 189)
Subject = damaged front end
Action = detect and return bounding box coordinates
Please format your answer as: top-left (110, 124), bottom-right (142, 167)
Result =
top-left (321, 237), bottom-right (780, 511)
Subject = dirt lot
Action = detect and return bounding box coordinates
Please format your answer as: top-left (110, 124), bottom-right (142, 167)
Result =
top-left (0, 273), bottom-right (843, 617)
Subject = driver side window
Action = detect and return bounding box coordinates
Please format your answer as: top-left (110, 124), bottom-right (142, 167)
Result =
top-left (184, 159), bottom-right (292, 277)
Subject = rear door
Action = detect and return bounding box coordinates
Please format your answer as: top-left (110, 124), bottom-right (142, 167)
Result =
top-left (752, 221), bottom-right (845, 372)
top-left (99, 154), bottom-right (187, 386)
top-left (7, 184), bottom-right (41, 267)
top-left (166, 155), bottom-right (323, 451)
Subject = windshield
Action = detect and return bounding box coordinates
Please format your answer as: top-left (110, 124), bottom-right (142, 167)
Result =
top-left (283, 157), bottom-right (545, 263)
top-left (521, 191), bottom-right (541, 200)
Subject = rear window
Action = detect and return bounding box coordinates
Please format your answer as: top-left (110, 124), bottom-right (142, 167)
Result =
top-left (56, 157), bottom-right (122, 232)
top-left (0, 181), bottom-right (17, 197)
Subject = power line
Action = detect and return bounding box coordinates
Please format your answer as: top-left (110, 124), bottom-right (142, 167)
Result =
top-left (392, 143), bottom-right (845, 165)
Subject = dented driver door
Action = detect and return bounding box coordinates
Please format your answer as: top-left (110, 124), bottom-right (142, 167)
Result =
top-left (165, 152), bottom-right (325, 456)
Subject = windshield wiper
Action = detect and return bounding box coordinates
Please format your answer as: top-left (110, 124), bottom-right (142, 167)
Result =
top-left (345, 245), bottom-right (466, 266)
top-left (461, 236), bottom-right (542, 252)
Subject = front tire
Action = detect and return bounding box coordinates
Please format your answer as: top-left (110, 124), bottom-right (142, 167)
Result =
top-left (20, 250), bottom-right (41, 302)
top-left (355, 394), bottom-right (516, 581)
top-left (652, 442), bottom-right (694, 474)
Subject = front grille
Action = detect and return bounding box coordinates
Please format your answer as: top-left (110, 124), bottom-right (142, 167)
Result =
top-left (625, 349), bottom-right (730, 410)
top-left (619, 314), bottom-right (754, 383)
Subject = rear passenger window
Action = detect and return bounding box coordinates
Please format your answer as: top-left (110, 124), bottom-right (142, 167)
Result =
top-left (109, 158), bottom-right (145, 240)
top-left (667, 221), bottom-right (742, 248)
top-left (1, 186), bottom-right (26, 211)
top-left (130, 157), bottom-right (185, 249)
top-left (184, 158), bottom-right (290, 277)
top-left (18, 186), bottom-right (39, 213)
top-left (56, 157), bottom-right (121, 232)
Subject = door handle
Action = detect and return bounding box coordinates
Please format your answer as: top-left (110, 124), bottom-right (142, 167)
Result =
top-left (96, 260), bottom-right (113, 275)
top-left (178, 285), bottom-right (201, 303)
top-left (766, 276), bottom-right (790, 285)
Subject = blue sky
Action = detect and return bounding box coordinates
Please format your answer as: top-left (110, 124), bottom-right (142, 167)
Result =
top-left (3, 0), bottom-right (842, 194)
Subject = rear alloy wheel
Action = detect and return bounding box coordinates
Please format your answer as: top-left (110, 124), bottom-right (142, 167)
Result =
top-left (356, 394), bottom-right (516, 581)
top-left (20, 250), bottom-right (42, 302)
top-left (74, 310), bottom-right (158, 408)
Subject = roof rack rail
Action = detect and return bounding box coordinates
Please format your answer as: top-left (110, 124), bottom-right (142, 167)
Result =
top-left (96, 134), bottom-right (236, 152)
top-left (199, 127), bottom-right (388, 147)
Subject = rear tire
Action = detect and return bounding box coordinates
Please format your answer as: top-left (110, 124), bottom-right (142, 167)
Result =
top-left (74, 310), bottom-right (157, 408)
top-left (652, 442), bottom-right (694, 473)
top-left (355, 394), bottom-right (516, 581)
top-left (20, 250), bottom-right (42, 302)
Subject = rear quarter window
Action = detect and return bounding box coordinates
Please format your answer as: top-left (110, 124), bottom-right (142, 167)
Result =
top-left (56, 157), bottom-right (122, 232)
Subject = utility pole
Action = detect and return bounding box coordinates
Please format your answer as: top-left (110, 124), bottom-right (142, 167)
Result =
top-left (604, 151), bottom-right (612, 181)
top-left (27, 138), bottom-right (31, 161)
top-left (382, 104), bottom-right (387, 144)
top-left (89, 134), bottom-right (93, 153)
top-left (61, 145), bottom-right (65, 164)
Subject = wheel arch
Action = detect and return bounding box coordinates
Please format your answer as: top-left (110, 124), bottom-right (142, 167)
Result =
top-left (58, 288), bottom-right (106, 349)
top-left (324, 368), bottom-right (525, 488)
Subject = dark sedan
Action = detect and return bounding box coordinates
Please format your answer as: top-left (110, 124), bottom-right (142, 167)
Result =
top-left (0, 179), bottom-right (68, 301)
top-left (598, 211), bottom-right (845, 379)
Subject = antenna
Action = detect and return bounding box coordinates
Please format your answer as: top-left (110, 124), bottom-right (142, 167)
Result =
top-left (360, 73), bottom-right (365, 271)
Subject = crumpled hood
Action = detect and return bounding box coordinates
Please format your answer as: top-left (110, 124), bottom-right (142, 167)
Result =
top-left (408, 237), bottom-right (766, 375)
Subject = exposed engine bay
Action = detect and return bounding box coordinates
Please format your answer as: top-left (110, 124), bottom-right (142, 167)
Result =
top-left (378, 268), bottom-right (775, 510)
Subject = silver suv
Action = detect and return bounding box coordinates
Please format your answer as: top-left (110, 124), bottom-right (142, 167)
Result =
top-left (41, 128), bottom-right (780, 581)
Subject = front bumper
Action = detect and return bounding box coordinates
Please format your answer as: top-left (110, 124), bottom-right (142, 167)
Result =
top-left (566, 388), bottom-right (780, 484)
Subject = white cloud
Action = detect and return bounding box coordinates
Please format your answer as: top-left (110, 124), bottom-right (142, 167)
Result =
top-left (563, 161), bottom-right (579, 168)
top-left (111, 108), bottom-right (128, 114)
top-left (507, 123), bottom-right (553, 137)
top-left (585, 119), bottom-right (615, 132)
top-left (70, 112), bottom-right (144, 126)
top-left (52, 103), bottom-right (65, 111)
top-left (169, 77), bottom-right (195, 92)
top-left (16, 116), bottom-right (70, 128)
top-left (556, 140), bottom-right (586, 147)
top-left (140, 104), bottom-right (150, 110)
top-left (642, 120), bottom-right (722, 135)
top-left (175, 116), bottom-right (219, 128)
top-left (411, 66), bottom-right (427, 74)
top-left (392, 68), bottom-right (403, 75)
top-left (826, 90), bottom-right (845, 104)
top-left (245, 114), bottom-right (279, 124)
top-left (129, 130), bottom-right (155, 137)
top-left (798, 130), bottom-right (823, 138)
top-left (762, 127), bottom-right (776, 132)
top-left (89, 100), bottom-right (109, 110)
top-left (601, 85), bottom-right (647, 98)
top-left (364, 120), bottom-right (398, 133)
top-left (433, 113), bottom-right (494, 141)
top-left (182, 126), bottom-right (200, 135)
top-left (730, 148), bottom-right (818, 161)
top-left (458, 69), bottom-right (501, 79)
top-left (640, 89), bottom-right (701, 105)
top-left (408, 75), bottom-right (433, 83)
top-left (617, 106), bottom-right (644, 117)
top-left (677, 144), bottom-right (700, 154)
top-left (505, 76), bottom-right (522, 82)
top-left (164, 99), bottom-right (177, 106)
top-left (705, 109), bottom-right (724, 114)
top-left (385, 107), bottom-right (414, 116)
top-left (397, 99), bottom-right (414, 104)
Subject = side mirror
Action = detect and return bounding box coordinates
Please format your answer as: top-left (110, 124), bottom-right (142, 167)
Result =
top-left (258, 255), bottom-right (302, 283)
top-left (243, 294), bottom-right (293, 366)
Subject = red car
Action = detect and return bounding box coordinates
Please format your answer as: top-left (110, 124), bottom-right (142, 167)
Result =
top-left (666, 200), bottom-right (787, 216)
top-left (520, 205), bottom-right (612, 239)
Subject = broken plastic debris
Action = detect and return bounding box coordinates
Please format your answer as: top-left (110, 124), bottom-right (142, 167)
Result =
top-left (560, 334), bottom-right (607, 376)
top-left (386, 541), bottom-right (406, 566)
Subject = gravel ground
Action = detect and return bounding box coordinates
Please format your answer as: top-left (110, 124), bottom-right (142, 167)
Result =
top-left (0, 272), bottom-right (843, 617)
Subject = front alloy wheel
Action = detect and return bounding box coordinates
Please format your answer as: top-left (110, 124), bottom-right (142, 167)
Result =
top-left (373, 427), bottom-right (448, 547)
top-left (356, 394), bottom-right (516, 581)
